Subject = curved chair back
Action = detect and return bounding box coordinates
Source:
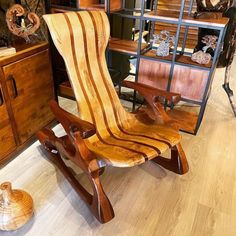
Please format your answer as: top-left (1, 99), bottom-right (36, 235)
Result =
top-left (44, 11), bottom-right (129, 135)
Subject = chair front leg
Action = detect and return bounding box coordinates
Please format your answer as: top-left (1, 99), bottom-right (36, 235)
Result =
top-left (37, 129), bottom-right (114, 223)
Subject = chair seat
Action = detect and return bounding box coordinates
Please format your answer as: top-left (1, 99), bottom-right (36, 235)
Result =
top-left (86, 121), bottom-right (181, 167)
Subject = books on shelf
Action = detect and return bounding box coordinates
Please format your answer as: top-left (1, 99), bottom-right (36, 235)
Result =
top-left (0, 47), bottom-right (16, 57)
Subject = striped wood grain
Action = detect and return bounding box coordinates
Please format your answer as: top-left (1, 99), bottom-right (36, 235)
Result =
top-left (43, 11), bottom-right (183, 167)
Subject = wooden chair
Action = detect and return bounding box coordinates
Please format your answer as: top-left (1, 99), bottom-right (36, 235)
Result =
top-left (37, 11), bottom-right (189, 224)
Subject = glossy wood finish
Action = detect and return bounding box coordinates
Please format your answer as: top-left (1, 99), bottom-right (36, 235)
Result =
top-left (3, 50), bottom-right (54, 144)
top-left (109, 38), bottom-right (148, 55)
top-left (155, 0), bottom-right (197, 49)
top-left (138, 58), bottom-right (209, 102)
top-left (0, 43), bottom-right (49, 67)
top-left (40, 11), bottom-right (188, 223)
top-left (143, 50), bottom-right (212, 68)
top-left (58, 81), bottom-right (75, 99)
top-left (0, 182), bottom-right (34, 231)
top-left (171, 65), bottom-right (209, 102)
top-left (108, 0), bottom-right (122, 12)
top-left (145, 10), bottom-right (229, 27)
top-left (123, 80), bottom-right (181, 130)
top-left (0, 81), bottom-right (16, 160)
top-left (0, 43), bottom-right (55, 164)
top-left (167, 109), bottom-right (199, 133)
top-left (138, 59), bottom-right (170, 90)
top-left (123, 81), bottom-right (181, 106)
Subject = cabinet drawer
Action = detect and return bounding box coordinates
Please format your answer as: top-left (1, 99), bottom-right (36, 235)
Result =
top-left (3, 50), bottom-right (55, 144)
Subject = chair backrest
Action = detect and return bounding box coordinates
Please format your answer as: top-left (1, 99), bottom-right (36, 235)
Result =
top-left (44, 11), bottom-right (130, 134)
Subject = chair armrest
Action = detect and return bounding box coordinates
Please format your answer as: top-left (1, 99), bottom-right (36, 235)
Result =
top-left (123, 81), bottom-right (180, 128)
top-left (123, 81), bottom-right (181, 105)
top-left (50, 100), bottom-right (96, 140)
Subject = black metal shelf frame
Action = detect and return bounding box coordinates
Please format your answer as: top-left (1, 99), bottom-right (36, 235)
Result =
top-left (48, 0), bottom-right (228, 134)
top-left (108, 0), bottom-right (228, 134)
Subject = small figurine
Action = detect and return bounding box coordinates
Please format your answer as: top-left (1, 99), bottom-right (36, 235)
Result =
top-left (191, 50), bottom-right (211, 64)
top-left (151, 30), bottom-right (175, 57)
top-left (191, 34), bottom-right (218, 65)
top-left (6, 4), bottom-right (40, 43)
top-left (201, 35), bottom-right (218, 53)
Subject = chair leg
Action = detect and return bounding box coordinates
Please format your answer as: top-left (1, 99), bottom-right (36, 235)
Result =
top-left (222, 64), bottom-right (236, 116)
top-left (37, 129), bottom-right (114, 223)
top-left (152, 143), bottom-right (189, 175)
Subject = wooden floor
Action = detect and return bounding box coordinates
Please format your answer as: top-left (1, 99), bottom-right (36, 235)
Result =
top-left (1, 59), bottom-right (236, 236)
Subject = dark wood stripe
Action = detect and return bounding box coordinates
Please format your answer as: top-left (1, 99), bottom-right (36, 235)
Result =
top-left (63, 13), bottom-right (148, 158)
top-left (88, 11), bottom-right (172, 149)
top-left (77, 12), bottom-right (161, 157)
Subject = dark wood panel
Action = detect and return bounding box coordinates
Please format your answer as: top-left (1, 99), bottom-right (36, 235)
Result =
top-left (59, 81), bottom-right (75, 99)
top-left (138, 59), bottom-right (170, 90)
top-left (0, 82), bottom-right (16, 160)
top-left (157, 0), bottom-right (197, 13)
top-left (155, 0), bottom-right (197, 49)
top-left (138, 59), bottom-right (209, 102)
top-left (109, 0), bottom-right (122, 12)
top-left (154, 23), bottom-right (198, 49)
top-left (3, 50), bottom-right (55, 144)
top-left (170, 65), bottom-right (209, 102)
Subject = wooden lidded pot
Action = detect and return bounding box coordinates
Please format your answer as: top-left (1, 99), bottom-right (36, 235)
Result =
top-left (0, 182), bottom-right (34, 231)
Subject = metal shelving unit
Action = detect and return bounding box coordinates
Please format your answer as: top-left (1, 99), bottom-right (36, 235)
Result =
top-left (108, 0), bottom-right (228, 134)
top-left (46, 0), bottom-right (229, 134)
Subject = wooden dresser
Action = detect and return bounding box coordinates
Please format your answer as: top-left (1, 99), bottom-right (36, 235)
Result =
top-left (0, 42), bottom-right (55, 165)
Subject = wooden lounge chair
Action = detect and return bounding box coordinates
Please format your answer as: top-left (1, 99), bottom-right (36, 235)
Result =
top-left (37, 10), bottom-right (189, 224)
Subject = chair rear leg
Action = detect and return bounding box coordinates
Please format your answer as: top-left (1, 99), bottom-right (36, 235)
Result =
top-left (37, 129), bottom-right (114, 223)
top-left (152, 143), bottom-right (189, 175)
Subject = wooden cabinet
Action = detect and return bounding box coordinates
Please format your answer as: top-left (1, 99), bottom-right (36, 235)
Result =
top-left (0, 82), bottom-right (16, 159)
top-left (0, 42), bottom-right (55, 164)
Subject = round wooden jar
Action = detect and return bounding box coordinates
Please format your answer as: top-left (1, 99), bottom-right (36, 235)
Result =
top-left (0, 182), bottom-right (34, 231)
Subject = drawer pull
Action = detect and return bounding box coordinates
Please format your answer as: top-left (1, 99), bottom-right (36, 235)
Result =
top-left (0, 88), bottom-right (3, 106)
top-left (7, 75), bottom-right (18, 99)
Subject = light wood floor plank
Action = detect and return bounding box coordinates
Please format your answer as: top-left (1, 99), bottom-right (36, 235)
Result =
top-left (0, 59), bottom-right (236, 235)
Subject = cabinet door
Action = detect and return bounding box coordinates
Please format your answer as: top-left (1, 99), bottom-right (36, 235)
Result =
top-left (3, 50), bottom-right (55, 144)
top-left (0, 80), bottom-right (16, 160)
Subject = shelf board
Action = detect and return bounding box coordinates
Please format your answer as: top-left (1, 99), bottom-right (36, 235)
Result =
top-left (111, 9), bottom-right (151, 19)
top-left (167, 109), bottom-right (198, 134)
top-left (51, 4), bottom-right (77, 11)
top-left (144, 10), bottom-right (229, 28)
top-left (80, 4), bottom-right (105, 10)
top-left (58, 81), bottom-right (75, 99)
top-left (143, 49), bottom-right (173, 62)
top-left (109, 38), bottom-right (148, 55)
top-left (142, 49), bottom-right (212, 69)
